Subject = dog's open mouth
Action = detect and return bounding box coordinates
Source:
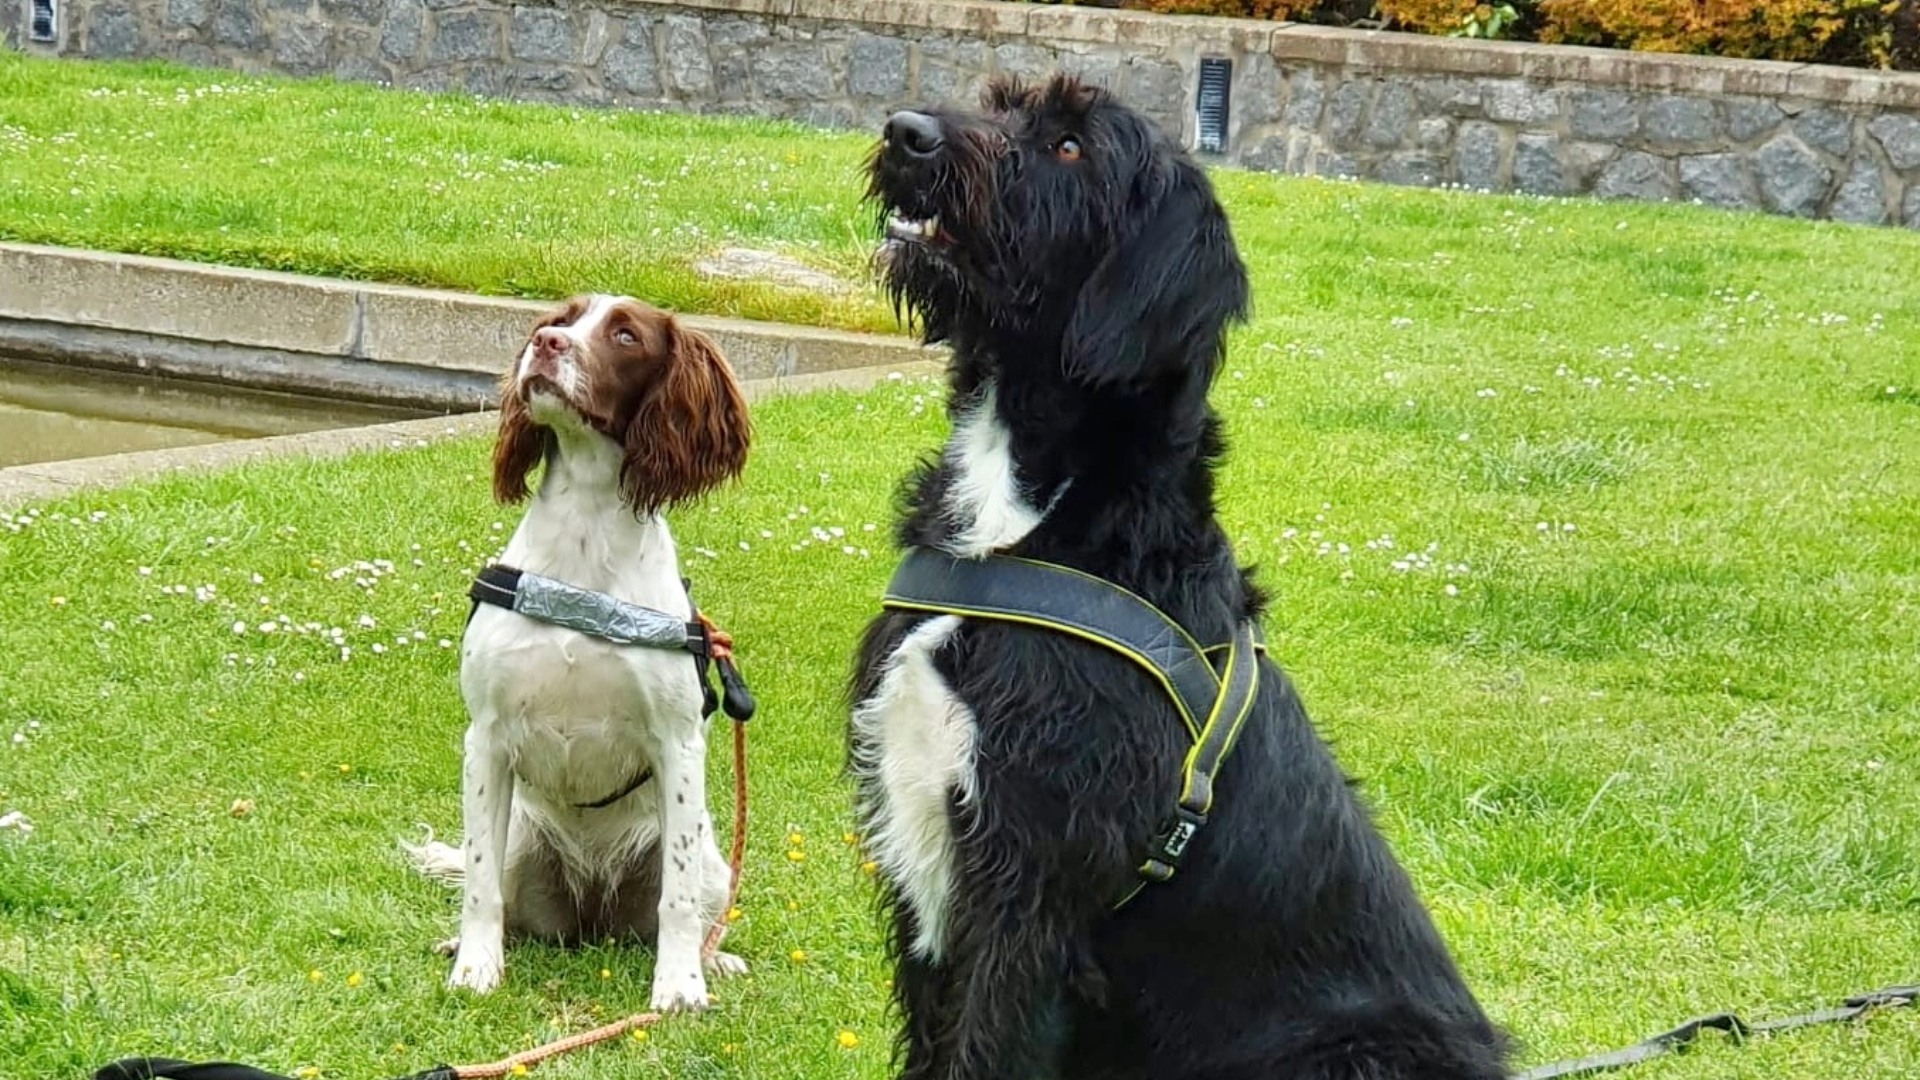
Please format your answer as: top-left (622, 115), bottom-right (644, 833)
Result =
top-left (884, 211), bottom-right (957, 254)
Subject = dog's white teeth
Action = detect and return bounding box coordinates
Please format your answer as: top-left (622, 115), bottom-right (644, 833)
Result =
top-left (888, 214), bottom-right (941, 242)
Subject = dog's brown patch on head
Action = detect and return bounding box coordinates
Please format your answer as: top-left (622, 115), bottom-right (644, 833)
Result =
top-left (493, 296), bottom-right (752, 512)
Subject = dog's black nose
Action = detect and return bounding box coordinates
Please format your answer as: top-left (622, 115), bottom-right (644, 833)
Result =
top-left (884, 111), bottom-right (944, 158)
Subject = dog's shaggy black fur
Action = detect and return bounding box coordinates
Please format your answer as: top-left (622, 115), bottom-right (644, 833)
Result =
top-left (850, 75), bottom-right (1510, 1080)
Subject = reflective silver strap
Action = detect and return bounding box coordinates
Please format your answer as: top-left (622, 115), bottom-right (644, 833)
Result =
top-left (512, 571), bottom-right (693, 651)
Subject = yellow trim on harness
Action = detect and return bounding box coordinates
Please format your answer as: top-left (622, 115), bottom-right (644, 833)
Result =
top-left (879, 597), bottom-right (1206, 740)
top-left (881, 549), bottom-right (1267, 907)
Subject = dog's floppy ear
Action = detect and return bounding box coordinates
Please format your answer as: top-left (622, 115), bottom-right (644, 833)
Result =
top-left (1061, 160), bottom-right (1249, 391)
top-left (620, 319), bottom-right (752, 514)
top-left (491, 363), bottom-right (552, 504)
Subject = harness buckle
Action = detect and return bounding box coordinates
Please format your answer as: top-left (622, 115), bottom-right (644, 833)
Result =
top-left (1141, 805), bottom-right (1209, 882)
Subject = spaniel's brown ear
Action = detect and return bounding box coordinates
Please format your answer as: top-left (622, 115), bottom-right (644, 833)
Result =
top-left (620, 320), bottom-right (751, 514)
top-left (491, 364), bottom-right (552, 504)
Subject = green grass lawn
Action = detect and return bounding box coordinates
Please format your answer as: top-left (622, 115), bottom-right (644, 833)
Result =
top-left (6, 49), bottom-right (1920, 1080)
top-left (0, 52), bottom-right (897, 333)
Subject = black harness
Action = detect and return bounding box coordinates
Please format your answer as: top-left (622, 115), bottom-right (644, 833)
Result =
top-left (881, 547), bottom-right (1264, 907)
top-left (468, 564), bottom-right (755, 808)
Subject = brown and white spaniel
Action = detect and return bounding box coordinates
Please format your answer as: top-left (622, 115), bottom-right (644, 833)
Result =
top-left (407, 294), bottom-right (751, 1009)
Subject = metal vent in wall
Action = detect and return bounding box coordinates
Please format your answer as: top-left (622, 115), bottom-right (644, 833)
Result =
top-left (29, 0), bottom-right (58, 42)
top-left (1195, 57), bottom-right (1232, 154)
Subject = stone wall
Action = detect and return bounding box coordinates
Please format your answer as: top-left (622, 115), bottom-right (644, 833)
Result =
top-left (13, 0), bottom-right (1920, 225)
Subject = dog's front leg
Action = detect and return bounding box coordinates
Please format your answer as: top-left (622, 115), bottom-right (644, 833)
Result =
top-left (650, 727), bottom-right (712, 1011)
top-left (448, 722), bottom-right (513, 993)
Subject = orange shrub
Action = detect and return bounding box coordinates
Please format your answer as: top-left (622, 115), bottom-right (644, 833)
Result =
top-left (1537, 0), bottom-right (1887, 63)
top-left (1376, 0), bottom-right (1490, 36)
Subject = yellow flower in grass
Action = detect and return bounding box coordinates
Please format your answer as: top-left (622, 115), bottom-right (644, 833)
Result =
top-left (837, 1030), bottom-right (860, 1050)
top-left (600, 968), bottom-right (612, 980)
top-left (509, 1065), bottom-right (528, 1077)
top-left (787, 831), bottom-right (805, 846)
top-left (861, 860), bottom-right (878, 876)
top-left (346, 971), bottom-right (364, 988)
top-left (306, 969), bottom-right (323, 983)
top-left (725, 906), bottom-right (743, 923)
top-left (789, 948), bottom-right (808, 963)
top-left (786, 849), bottom-right (806, 863)
top-left (631, 1029), bottom-right (649, 1044)
top-left (294, 1069), bottom-right (320, 1079)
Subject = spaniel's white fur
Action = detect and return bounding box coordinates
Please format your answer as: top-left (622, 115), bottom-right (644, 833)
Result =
top-left (406, 294), bottom-right (751, 1010)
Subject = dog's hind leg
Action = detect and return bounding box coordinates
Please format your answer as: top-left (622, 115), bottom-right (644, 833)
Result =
top-left (697, 828), bottom-right (748, 977)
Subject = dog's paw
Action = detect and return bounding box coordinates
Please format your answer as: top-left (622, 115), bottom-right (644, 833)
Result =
top-left (432, 936), bottom-right (461, 957)
top-left (447, 946), bottom-right (505, 994)
top-left (705, 951), bottom-right (749, 978)
top-left (650, 972), bottom-right (710, 1013)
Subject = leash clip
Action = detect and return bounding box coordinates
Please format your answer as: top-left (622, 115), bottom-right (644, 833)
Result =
top-left (1141, 805), bottom-right (1208, 881)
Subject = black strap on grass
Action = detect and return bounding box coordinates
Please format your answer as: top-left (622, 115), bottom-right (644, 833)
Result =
top-left (1513, 983), bottom-right (1918, 1080)
top-left (881, 547), bottom-right (1263, 903)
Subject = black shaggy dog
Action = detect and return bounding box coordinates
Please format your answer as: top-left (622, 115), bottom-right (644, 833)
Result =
top-left (848, 75), bottom-right (1511, 1080)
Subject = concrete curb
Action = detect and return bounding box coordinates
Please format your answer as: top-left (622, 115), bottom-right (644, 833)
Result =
top-left (0, 359), bottom-right (943, 510)
top-left (0, 241), bottom-right (939, 388)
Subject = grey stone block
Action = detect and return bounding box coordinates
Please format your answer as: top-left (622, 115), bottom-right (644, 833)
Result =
top-left (429, 12), bottom-right (500, 64)
top-left (1484, 78), bottom-right (1556, 125)
top-left (1679, 154), bottom-right (1756, 210)
top-left (1755, 134), bottom-right (1833, 217)
top-left (604, 20), bottom-right (658, 96)
top-left (1725, 98), bottom-right (1784, 142)
top-left (1235, 53), bottom-right (1283, 127)
top-left (917, 37), bottom-right (987, 106)
top-left (334, 53), bottom-right (392, 85)
top-left (213, 0), bottom-right (264, 49)
top-left (707, 15), bottom-right (768, 50)
top-left (1124, 58), bottom-right (1185, 123)
top-left (275, 18), bottom-right (332, 74)
top-left (461, 65), bottom-right (508, 98)
top-left (849, 32), bottom-right (909, 99)
top-left (1869, 114), bottom-right (1920, 171)
top-left (422, 0), bottom-right (463, 9)
top-left (1326, 80), bottom-right (1368, 146)
top-left (1595, 151), bottom-right (1675, 201)
top-left (1905, 186), bottom-right (1920, 228)
top-left (266, 0), bottom-right (308, 16)
top-left (1794, 108), bottom-right (1853, 156)
top-left (1568, 88), bottom-right (1636, 141)
top-left (1453, 120), bottom-right (1503, 190)
top-left (513, 68), bottom-right (573, 93)
top-left (1378, 151), bottom-right (1441, 188)
top-left (1241, 134), bottom-right (1288, 172)
top-left (1415, 76), bottom-right (1481, 117)
top-left (1566, 142), bottom-right (1615, 189)
top-left (83, 4), bottom-right (140, 58)
top-left (379, 0), bottom-right (422, 61)
top-left (175, 41), bottom-right (219, 66)
top-left (1644, 95), bottom-right (1715, 147)
top-left (1283, 69), bottom-right (1325, 130)
top-left (1829, 158), bottom-right (1888, 224)
top-left (752, 43), bottom-right (835, 101)
top-left (661, 15), bottom-right (711, 95)
top-left (1364, 83), bottom-right (1413, 148)
top-left (794, 103), bottom-right (856, 130)
top-left (318, 0), bottom-right (386, 23)
top-left (1416, 117), bottom-right (1452, 151)
top-left (1513, 133), bottom-right (1566, 195)
top-left (165, 0), bottom-right (210, 30)
top-left (994, 42), bottom-right (1055, 81)
top-left (1061, 51), bottom-right (1121, 94)
top-left (511, 6), bottom-right (575, 63)
top-left (1313, 149), bottom-right (1361, 179)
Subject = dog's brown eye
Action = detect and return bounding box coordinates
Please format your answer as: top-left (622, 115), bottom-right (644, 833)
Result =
top-left (614, 328), bottom-right (637, 346)
top-left (1056, 138), bottom-right (1082, 162)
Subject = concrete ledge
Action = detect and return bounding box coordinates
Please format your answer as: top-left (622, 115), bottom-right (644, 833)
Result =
top-left (0, 242), bottom-right (938, 385)
top-left (0, 359), bottom-right (943, 509)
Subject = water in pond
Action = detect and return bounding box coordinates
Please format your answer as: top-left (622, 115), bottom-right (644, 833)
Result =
top-left (0, 358), bottom-right (431, 469)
